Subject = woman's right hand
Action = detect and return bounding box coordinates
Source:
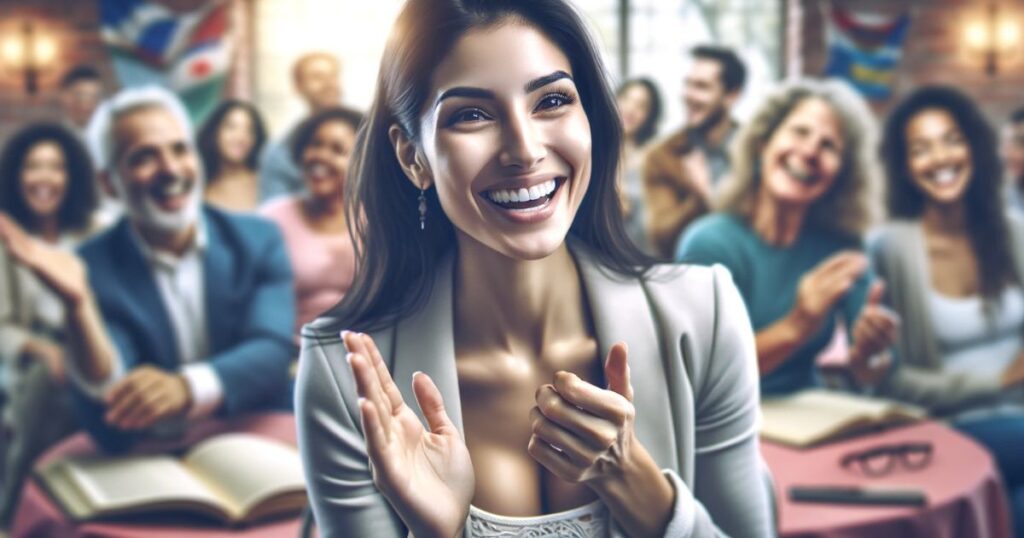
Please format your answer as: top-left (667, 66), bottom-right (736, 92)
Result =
top-left (0, 213), bottom-right (90, 306)
top-left (789, 251), bottom-right (867, 335)
top-left (344, 331), bottom-right (475, 538)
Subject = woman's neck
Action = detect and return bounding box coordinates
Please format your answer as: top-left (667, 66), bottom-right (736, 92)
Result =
top-left (33, 216), bottom-right (61, 244)
top-left (216, 162), bottom-right (253, 181)
top-left (921, 200), bottom-right (967, 236)
top-left (453, 235), bottom-right (589, 357)
top-left (301, 193), bottom-right (347, 232)
top-left (751, 189), bottom-right (807, 247)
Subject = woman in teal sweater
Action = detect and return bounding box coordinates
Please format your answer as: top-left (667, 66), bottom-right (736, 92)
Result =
top-left (677, 79), bottom-right (897, 395)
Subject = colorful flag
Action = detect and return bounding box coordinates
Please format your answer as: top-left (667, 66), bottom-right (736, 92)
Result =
top-left (824, 7), bottom-right (910, 101)
top-left (98, 0), bottom-right (233, 122)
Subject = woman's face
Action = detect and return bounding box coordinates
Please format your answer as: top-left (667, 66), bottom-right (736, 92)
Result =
top-left (759, 97), bottom-right (845, 209)
top-left (617, 83), bottom-right (651, 140)
top-left (20, 141), bottom-right (68, 220)
top-left (905, 108), bottom-right (972, 206)
top-left (416, 22), bottom-right (592, 260)
top-left (217, 107), bottom-right (256, 166)
top-left (301, 119), bottom-right (356, 200)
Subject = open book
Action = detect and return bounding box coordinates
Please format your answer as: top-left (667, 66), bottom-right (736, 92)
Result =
top-left (760, 390), bottom-right (927, 448)
top-left (36, 433), bottom-right (307, 525)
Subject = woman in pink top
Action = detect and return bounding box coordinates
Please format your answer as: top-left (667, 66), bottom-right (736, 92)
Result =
top-left (260, 106), bottom-right (364, 340)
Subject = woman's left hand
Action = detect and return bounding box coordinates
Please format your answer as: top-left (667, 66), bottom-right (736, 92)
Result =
top-left (849, 281), bottom-right (899, 385)
top-left (529, 342), bottom-right (674, 536)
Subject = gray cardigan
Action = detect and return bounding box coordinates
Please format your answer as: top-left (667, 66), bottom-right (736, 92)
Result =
top-left (868, 219), bottom-right (1024, 416)
top-left (295, 243), bottom-right (773, 537)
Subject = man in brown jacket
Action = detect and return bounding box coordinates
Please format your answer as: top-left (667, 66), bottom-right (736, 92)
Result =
top-left (643, 45), bottom-right (745, 259)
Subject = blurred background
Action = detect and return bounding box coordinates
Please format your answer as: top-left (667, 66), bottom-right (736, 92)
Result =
top-left (0, 0), bottom-right (1020, 143)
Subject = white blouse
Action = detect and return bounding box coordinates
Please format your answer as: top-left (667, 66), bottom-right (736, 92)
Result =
top-left (468, 500), bottom-right (609, 538)
top-left (929, 285), bottom-right (1024, 380)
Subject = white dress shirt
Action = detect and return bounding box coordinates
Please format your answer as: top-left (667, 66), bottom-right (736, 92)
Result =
top-left (72, 220), bottom-right (224, 420)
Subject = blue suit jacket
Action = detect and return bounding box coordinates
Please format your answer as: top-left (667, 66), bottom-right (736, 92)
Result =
top-left (74, 206), bottom-right (295, 452)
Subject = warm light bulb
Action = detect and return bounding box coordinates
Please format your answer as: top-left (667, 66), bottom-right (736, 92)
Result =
top-left (1, 37), bottom-right (25, 66)
top-left (32, 36), bottom-right (57, 64)
top-left (965, 21), bottom-right (989, 49)
top-left (997, 20), bottom-right (1020, 49)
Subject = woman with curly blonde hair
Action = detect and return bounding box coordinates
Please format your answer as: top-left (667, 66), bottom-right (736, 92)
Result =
top-left (677, 79), bottom-right (896, 395)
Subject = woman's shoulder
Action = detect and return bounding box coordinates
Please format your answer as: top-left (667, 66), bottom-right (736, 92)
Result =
top-left (257, 195), bottom-right (303, 221)
top-left (676, 212), bottom-right (751, 263)
top-left (642, 262), bottom-right (740, 329)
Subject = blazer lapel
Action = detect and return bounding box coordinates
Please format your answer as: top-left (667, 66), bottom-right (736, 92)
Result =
top-left (112, 220), bottom-right (179, 368)
top-left (390, 252), bottom-right (463, 433)
top-left (201, 210), bottom-right (231, 352)
top-left (570, 242), bottom-right (677, 469)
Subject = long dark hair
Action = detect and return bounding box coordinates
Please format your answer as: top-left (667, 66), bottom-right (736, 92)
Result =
top-left (0, 122), bottom-right (97, 234)
top-left (314, 0), bottom-right (654, 334)
top-left (196, 99), bottom-right (266, 183)
top-left (616, 77), bottom-right (662, 146)
top-left (882, 85), bottom-right (1018, 302)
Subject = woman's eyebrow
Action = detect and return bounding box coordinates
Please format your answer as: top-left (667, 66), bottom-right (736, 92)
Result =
top-left (524, 70), bottom-right (572, 93)
top-left (435, 87), bottom-right (494, 108)
top-left (433, 70), bottom-right (573, 109)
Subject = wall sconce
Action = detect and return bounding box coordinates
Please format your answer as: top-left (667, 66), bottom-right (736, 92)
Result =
top-left (964, 1), bottom-right (1020, 76)
top-left (0, 21), bottom-right (58, 94)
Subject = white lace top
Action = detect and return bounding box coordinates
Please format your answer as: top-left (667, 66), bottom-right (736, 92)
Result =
top-left (467, 500), bottom-right (610, 538)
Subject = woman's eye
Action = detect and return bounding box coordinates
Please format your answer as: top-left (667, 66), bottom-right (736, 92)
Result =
top-left (536, 92), bottom-right (574, 112)
top-left (450, 108), bottom-right (490, 125)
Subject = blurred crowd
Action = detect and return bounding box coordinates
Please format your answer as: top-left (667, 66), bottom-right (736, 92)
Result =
top-left (1, 42), bottom-right (1024, 533)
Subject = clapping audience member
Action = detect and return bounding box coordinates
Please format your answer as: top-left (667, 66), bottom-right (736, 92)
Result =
top-left (871, 86), bottom-right (1024, 531)
top-left (0, 123), bottom-right (99, 526)
top-left (677, 79), bottom-right (896, 395)
top-left (615, 78), bottom-right (662, 251)
top-left (643, 45), bottom-right (745, 259)
top-left (0, 86), bottom-right (295, 454)
top-left (198, 100), bottom-right (268, 212)
top-left (259, 107), bottom-right (361, 343)
top-left (260, 52), bottom-right (343, 201)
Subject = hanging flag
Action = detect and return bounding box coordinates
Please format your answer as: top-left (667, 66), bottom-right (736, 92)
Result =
top-left (98, 0), bottom-right (233, 122)
top-left (824, 6), bottom-right (910, 101)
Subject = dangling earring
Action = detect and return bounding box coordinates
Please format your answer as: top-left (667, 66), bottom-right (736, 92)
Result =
top-left (418, 186), bottom-right (427, 231)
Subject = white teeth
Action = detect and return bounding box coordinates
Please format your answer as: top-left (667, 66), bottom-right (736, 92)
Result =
top-left (784, 158), bottom-right (814, 183)
top-left (485, 179), bottom-right (560, 205)
top-left (311, 164), bottom-right (329, 179)
top-left (933, 167), bottom-right (958, 185)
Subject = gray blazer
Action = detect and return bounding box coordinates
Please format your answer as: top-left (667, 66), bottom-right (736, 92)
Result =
top-left (295, 244), bottom-right (772, 537)
top-left (869, 219), bottom-right (1024, 415)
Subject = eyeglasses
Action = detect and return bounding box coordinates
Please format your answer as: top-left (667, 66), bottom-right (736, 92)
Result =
top-left (840, 442), bottom-right (933, 477)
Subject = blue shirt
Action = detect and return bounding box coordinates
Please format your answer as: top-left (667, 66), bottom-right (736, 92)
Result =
top-left (676, 213), bottom-right (872, 395)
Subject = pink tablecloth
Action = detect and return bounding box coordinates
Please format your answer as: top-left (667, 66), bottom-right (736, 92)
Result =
top-left (761, 420), bottom-right (1013, 538)
top-left (11, 413), bottom-right (309, 538)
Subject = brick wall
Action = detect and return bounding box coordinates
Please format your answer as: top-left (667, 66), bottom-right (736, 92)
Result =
top-left (0, 0), bottom-right (113, 143)
top-left (0, 0), bottom-right (251, 145)
top-left (789, 0), bottom-right (1024, 125)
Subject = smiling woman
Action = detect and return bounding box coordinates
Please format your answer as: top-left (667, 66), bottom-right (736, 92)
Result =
top-left (677, 79), bottom-right (896, 397)
top-left (295, 1), bottom-right (772, 538)
top-left (259, 106), bottom-right (363, 343)
top-left (0, 122), bottom-right (99, 525)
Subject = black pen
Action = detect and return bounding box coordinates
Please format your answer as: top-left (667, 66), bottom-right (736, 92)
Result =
top-left (789, 485), bottom-right (928, 507)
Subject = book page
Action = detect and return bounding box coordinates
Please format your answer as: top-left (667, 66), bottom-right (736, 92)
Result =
top-left (760, 390), bottom-right (924, 446)
top-left (55, 455), bottom-right (231, 516)
top-left (183, 434), bottom-right (306, 517)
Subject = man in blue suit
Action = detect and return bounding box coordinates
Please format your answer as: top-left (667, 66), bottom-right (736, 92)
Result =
top-left (0, 86), bottom-right (295, 453)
